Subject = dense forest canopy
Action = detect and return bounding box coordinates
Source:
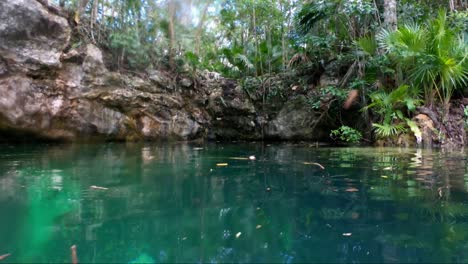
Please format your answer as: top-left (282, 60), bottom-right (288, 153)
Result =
top-left (53, 0), bottom-right (466, 74)
top-left (49, 0), bottom-right (467, 143)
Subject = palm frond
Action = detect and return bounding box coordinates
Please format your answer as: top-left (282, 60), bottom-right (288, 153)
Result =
top-left (372, 123), bottom-right (407, 138)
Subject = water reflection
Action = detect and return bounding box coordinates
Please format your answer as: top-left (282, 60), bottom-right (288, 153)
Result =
top-left (0, 144), bottom-right (467, 263)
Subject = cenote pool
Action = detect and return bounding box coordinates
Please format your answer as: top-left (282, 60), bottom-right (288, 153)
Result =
top-left (0, 143), bottom-right (467, 263)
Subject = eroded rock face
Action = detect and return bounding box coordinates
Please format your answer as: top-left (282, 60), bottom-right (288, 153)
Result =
top-left (205, 77), bottom-right (260, 139)
top-left (0, 0), bottom-right (70, 71)
top-left (0, 0), bottom-right (332, 142)
top-left (0, 0), bottom-right (208, 141)
top-left (413, 114), bottom-right (437, 147)
top-left (265, 96), bottom-right (329, 140)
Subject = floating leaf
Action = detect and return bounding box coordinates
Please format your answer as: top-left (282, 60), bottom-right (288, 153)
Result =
top-left (381, 175), bottom-right (388, 179)
top-left (236, 232), bottom-right (242, 238)
top-left (256, 225), bottom-right (262, 229)
top-left (216, 163), bottom-right (229, 167)
top-left (345, 188), bottom-right (359, 192)
top-left (342, 233), bottom-right (352, 237)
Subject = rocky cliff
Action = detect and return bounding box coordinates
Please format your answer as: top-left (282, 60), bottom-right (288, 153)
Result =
top-left (0, 0), bottom-right (332, 142)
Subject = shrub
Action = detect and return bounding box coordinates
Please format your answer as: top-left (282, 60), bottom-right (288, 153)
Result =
top-left (330, 126), bottom-right (362, 144)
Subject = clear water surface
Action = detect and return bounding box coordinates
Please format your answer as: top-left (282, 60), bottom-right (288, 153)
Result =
top-left (0, 143), bottom-right (467, 263)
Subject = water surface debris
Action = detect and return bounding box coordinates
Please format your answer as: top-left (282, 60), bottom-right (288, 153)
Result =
top-left (236, 232), bottom-right (242, 238)
top-left (90, 185), bottom-right (109, 190)
top-left (216, 163), bottom-right (229, 167)
top-left (256, 225), bottom-right (262, 229)
top-left (71, 245), bottom-right (78, 264)
top-left (342, 233), bottom-right (352, 237)
top-left (303, 162), bottom-right (325, 170)
top-left (383, 167), bottom-right (393, 171)
top-left (381, 175), bottom-right (389, 179)
top-left (0, 253), bottom-right (11, 261)
top-left (345, 188), bottom-right (359, 192)
top-left (229, 157), bottom-right (249, 160)
top-left (249, 155), bottom-right (256, 160)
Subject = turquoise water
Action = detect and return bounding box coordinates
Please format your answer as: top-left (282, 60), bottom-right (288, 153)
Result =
top-left (0, 143), bottom-right (467, 263)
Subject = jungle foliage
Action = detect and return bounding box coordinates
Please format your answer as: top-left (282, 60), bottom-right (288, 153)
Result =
top-left (54, 0), bottom-right (467, 142)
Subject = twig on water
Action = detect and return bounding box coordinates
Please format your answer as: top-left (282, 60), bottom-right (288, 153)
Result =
top-left (0, 253), bottom-right (11, 261)
top-left (71, 245), bottom-right (78, 264)
top-left (303, 162), bottom-right (325, 170)
top-left (90, 185), bottom-right (108, 190)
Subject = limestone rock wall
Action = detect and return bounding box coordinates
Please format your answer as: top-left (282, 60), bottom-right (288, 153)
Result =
top-left (0, 0), bottom-right (330, 142)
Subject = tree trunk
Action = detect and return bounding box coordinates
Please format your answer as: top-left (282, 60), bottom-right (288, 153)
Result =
top-left (76, 0), bottom-right (90, 23)
top-left (383, 0), bottom-right (397, 31)
top-left (195, 0), bottom-right (212, 55)
top-left (168, 0), bottom-right (176, 70)
top-left (90, 0), bottom-right (99, 41)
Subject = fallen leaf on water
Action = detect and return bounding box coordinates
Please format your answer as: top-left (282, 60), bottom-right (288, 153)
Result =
top-left (256, 225), bottom-right (262, 229)
top-left (342, 233), bottom-right (352, 237)
top-left (216, 163), bottom-right (229, 167)
top-left (303, 162), bottom-right (325, 170)
top-left (383, 167), bottom-right (393, 171)
top-left (381, 175), bottom-right (388, 179)
top-left (345, 188), bottom-right (359, 192)
top-left (236, 232), bottom-right (242, 238)
top-left (90, 185), bottom-right (108, 190)
top-left (0, 253), bottom-right (11, 261)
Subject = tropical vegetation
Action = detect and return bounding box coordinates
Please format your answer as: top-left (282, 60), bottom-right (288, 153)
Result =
top-left (53, 0), bottom-right (467, 143)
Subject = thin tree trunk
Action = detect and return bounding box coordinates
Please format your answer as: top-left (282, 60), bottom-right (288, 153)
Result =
top-left (168, 0), bottom-right (176, 70)
top-left (449, 0), bottom-right (455, 11)
top-left (383, 0), bottom-right (397, 31)
top-left (76, 0), bottom-right (90, 23)
top-left (195, 0), bottom-right (212, 55)
top-left (253, 6), bottom-right (258, 76)
top-left (90, 0), bottom-right (99, 42)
